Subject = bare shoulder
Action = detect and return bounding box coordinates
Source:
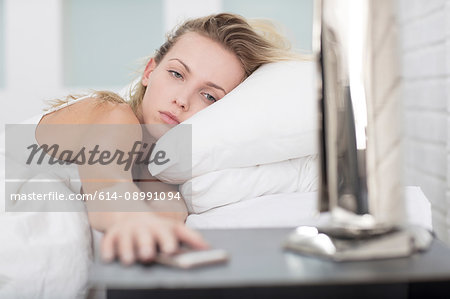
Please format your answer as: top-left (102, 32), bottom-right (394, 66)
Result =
top-left (94, 100), bottom-right (140, 125)
top-left (39, 96), bottom-right (139, 125)
top-left (36, 97), bottom-right (141, 150)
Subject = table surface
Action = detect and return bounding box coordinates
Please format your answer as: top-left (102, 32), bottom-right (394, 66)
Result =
top-left (89, 228), bottom-right (450, 290)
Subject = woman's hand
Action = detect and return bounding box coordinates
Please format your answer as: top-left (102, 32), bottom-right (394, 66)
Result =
top-left (100, 212), bottom-right (209, 265)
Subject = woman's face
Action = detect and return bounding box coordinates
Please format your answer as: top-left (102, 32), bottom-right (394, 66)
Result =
top-left (139, 32), bottom-right (245, 138)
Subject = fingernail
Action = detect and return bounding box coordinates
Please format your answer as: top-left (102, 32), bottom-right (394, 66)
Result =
top-left (162, 245), bottom-right (176, 254)
top-left (102, 252), bottom-right (113, 263)
top-left (122, 253), bottom-right (134, 265)
top-left (140, 247), bottom-right (152, 258)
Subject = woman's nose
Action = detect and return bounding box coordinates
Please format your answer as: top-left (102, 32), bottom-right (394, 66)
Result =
top-left (173, 94), bottom-right (190, 111)
top-left (173, 88), bottom-right (192, 112)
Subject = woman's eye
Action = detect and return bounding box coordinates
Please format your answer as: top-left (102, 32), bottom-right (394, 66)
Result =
top-left (203, 93), bottom-right (217, 103)
top-left (169, 70), bottom-right (183, 79)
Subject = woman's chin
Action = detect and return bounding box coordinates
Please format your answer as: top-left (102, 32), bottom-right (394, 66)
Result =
top-left (144, 123), bottom-right (175, 140)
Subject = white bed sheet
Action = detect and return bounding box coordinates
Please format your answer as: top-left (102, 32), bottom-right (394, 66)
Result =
top-left (186, 186), bottom-right (433, 230)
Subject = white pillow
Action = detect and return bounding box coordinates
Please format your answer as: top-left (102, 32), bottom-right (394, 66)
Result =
top-left (182, 155), bottom-right (319, 214)
top-left (149, 60), bottom-right (319, 183)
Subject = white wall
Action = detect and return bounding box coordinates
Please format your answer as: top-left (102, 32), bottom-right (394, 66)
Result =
top-left (397, 0), bottom-right (450, 243)
top-left (1, 0), bottom-right (64, 128)
top-left (163, 0), bottom-right (222, 32)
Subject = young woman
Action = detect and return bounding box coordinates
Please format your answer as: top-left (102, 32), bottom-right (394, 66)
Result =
top-left (36, 13), bottom-right (299, 265)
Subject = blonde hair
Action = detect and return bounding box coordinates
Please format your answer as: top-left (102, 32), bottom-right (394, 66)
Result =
top-left (47, 13), bottom-right (304, 116)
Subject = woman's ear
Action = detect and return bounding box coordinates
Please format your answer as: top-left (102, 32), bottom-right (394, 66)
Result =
top-left (142, 58), bottom-right (157, 87)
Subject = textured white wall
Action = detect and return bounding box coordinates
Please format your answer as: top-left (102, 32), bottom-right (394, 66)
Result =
top-left (397, 0), bottom-right (450, 243)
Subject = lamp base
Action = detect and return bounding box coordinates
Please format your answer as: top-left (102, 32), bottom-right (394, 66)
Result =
top-left (283, 225), bottom-right (433, 261)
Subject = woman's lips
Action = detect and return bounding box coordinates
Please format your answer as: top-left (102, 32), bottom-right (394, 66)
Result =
top-left (159, 111), bottom-right (180, 125)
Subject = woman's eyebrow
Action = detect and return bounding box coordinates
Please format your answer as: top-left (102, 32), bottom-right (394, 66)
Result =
top-left (169, 58), bottom-right (226, 94)
top-left (205, 82), bottom-right (226, 94)
top-left (169, 58), bottom-right (191, 73)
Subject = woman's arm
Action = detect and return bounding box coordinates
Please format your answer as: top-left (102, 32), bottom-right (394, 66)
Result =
top-left (36, 98), bottom-right (207, 264)
top-left (133, 163), bottom-right (189, 223)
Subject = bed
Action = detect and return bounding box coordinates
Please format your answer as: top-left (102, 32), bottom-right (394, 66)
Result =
top-left (0, 186), bottom-right (432, 299)
top-left (0, 61), bottom-right (432, 298)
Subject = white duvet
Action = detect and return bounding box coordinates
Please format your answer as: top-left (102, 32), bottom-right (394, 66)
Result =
top-left (0, 174), bottom-right (92, 299)
top-left (0, 211), bottom-right (92, 299)
top-left (0, 124), bottom-right (93, 299)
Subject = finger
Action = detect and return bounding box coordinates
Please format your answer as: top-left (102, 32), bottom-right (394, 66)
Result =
top-left (134, 228), bottom-right (156, 262)
top-left (101, 231), bottom-right (117, 263)
top-left (154, 227), bottom-right (178, 254)
top-left (175, 225), bottom-right (210, 249)
top-left (117, 232), bottom-right (135, 266)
